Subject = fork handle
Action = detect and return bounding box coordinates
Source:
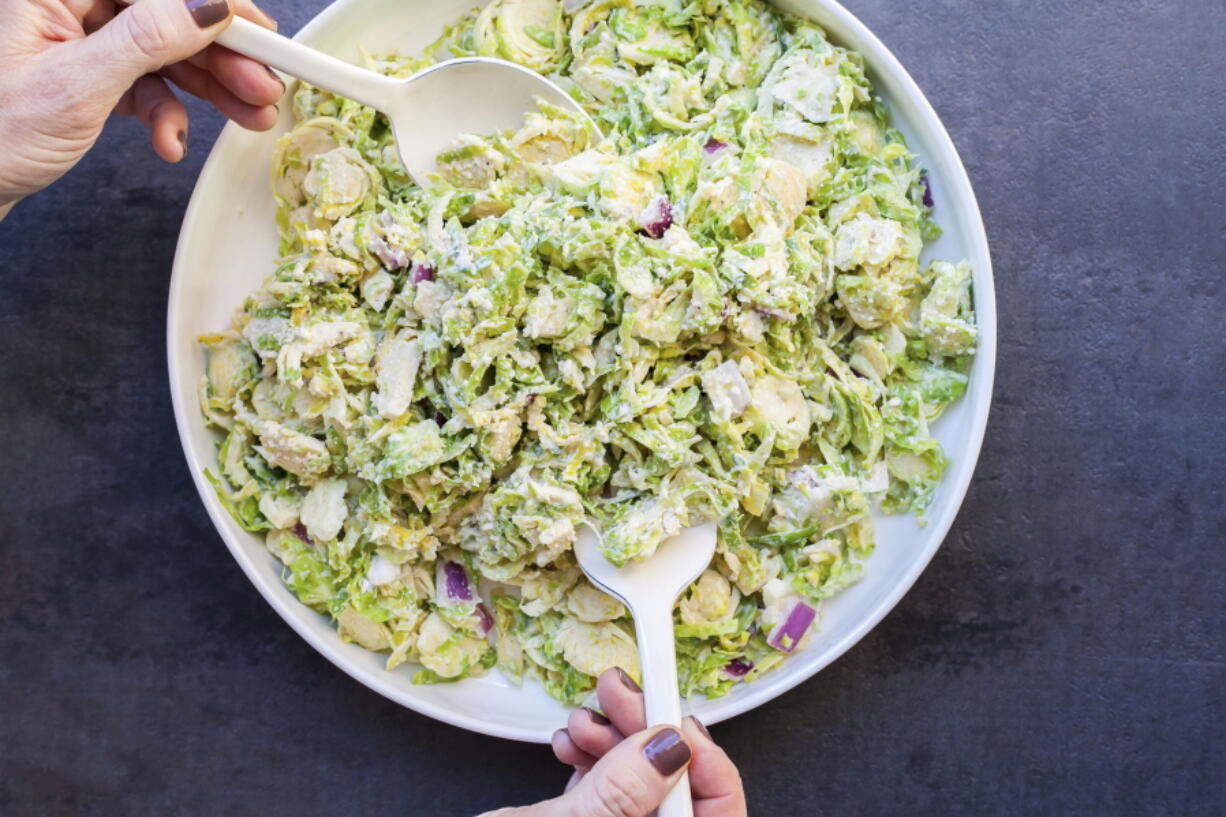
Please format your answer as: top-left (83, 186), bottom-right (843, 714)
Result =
top-left (635, 597), bottom-right (693, 817)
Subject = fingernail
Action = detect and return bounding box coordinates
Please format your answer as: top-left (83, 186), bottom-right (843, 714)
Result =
top-left (686, 715), bottom-right (711, 740)
top-left (583, 707), bottom-right (610, 726)
top-left (643, 728), bottom-right (690, 777)
top-left (615, 667), bottom-right (641, 693)
top-left (185, 0), bottom-right (229, 28)
top-left (266, 67), bottom-right (287, 94)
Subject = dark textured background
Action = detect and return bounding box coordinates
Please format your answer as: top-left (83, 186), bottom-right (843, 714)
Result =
top-left (2, 1), bottom-right (1224, 814)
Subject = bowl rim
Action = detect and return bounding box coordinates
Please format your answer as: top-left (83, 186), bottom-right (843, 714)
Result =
top-left (168, 0), bottom-right (995, 743)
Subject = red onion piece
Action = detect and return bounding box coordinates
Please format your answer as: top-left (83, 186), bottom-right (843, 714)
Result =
top-left (293, 523), bottom-right (312, 545)
top-left (437, 561), bottom-right (474, 603)
top-left (767, 600), bottom-right (816, 653)
top-left (703, 138), bottom-right (728, 154)
top-left (410, 261), bottom-right (436, 284)
top-left (476, 602), bottom-right (494, 636)
top-left (639, 197), bottom-right (673, 239)
top-left (723, 658), bottom-right (753, 679)
top-left (369, 237), bottom-right (410, 270)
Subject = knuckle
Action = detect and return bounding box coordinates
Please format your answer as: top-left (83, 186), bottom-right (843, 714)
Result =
top-left (588, 772), bottom-right (650, 817)
top-left (123, 7), bottom-right (176, 62)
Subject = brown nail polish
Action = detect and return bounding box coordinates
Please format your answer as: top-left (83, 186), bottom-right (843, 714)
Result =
top-left (185, 0), bottom-right (229, 28)
top-left (643, 728), bottom-right (690, 777)
top-left (583, 707), bottom-right (610, 726)
top-left (615, 667), bottom-right (641, 693)
top-left (686, 715), bottom-right (711, 740)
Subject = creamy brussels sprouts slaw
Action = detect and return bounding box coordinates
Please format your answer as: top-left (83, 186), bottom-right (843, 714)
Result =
top-left (198, 0), bottom-right (976, 703)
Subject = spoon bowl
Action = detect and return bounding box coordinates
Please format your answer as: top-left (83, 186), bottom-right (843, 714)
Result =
top-left (574, 523), bottom-right (719, 617)
top-left (216, 17), bottom-right (593, 185)
top-left (574, 522), bottom-right (718, 817)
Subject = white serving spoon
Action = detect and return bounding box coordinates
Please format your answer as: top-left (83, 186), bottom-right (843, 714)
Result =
top-left (215, 17), bottom-right (594, 186)
top-left (574, 521), bottom-right (719, 817)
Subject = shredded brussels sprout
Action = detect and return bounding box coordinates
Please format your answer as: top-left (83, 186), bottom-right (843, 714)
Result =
top-left (200, 0), bottom-right (976, 703)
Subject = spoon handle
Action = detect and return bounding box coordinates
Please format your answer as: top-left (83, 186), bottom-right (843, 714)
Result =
top-left (635, 598), bottom-right (693, 817)
top-left (216, 17), bottom-right (399, 113)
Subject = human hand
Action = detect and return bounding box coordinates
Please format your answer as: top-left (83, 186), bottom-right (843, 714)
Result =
top-left (481, 668), bottom-right (747, 817)
top-left (0, 0), bottom-right (284, 209)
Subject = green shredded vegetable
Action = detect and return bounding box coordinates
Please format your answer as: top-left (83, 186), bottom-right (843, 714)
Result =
top-left (199, 0), bottom-right (975, 703)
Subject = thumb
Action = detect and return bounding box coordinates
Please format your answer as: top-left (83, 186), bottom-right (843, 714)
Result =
top-left (559, 726), bottom-right (692, 817)
top-left (79, 0), bottom-right (233, 97)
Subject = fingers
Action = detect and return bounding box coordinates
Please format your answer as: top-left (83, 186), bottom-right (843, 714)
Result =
top-left (565, 726), bottom-right (692, 817)
top-left (681, 717), bottom-right (747, 817)
top-left (543, 674), bottom-right (744, 817)
top-left (181, 0), bottom-right (283, 110)
top-left (60, 0), bottom-right (115, 33)
top-left (61, 0), bottom-right (281, 143)
top-left (595, 668), bottom-right (647, 737)
top-left (161, 60), bottom-right (278, 131)
top-left (566, 707), bottom-right (624, 761)
top-left (78, 0), bottom-right (235, 102)
top-left (123, 74), bottom-right (189, 162)
top-left (552, 728), bottom-right (598, 773)
top-left (514, 726), bottom-right (692, 817)
top-left (570, 672), bottom-right (745, 815)
top-left (200, 43), bottom-right (284, 108)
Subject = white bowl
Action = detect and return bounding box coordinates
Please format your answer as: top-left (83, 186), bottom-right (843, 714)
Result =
top-left (168, 0), bottom-right (995, 743)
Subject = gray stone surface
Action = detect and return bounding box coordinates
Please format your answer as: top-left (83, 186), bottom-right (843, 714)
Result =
top-left (1, 1), bottom-right (1223, 814)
